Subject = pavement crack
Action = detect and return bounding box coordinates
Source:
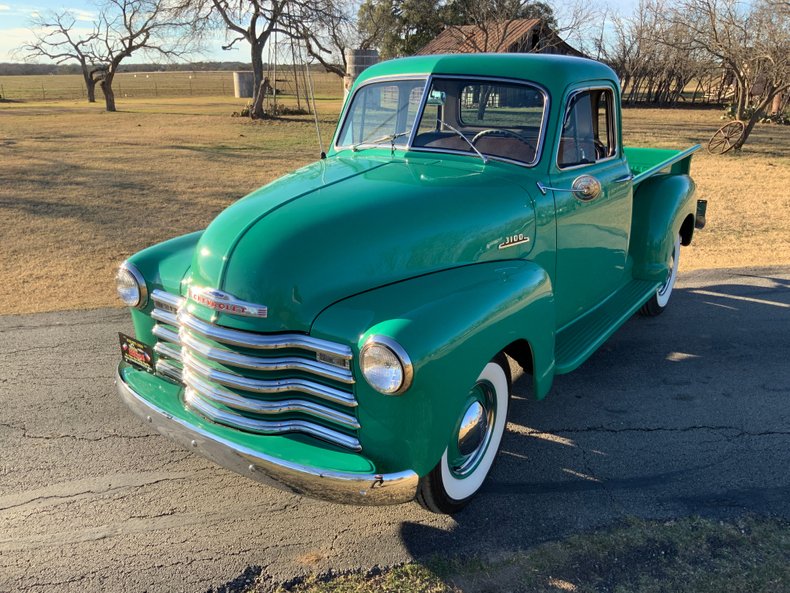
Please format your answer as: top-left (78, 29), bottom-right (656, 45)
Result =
top-left (0, 421), bottom-right (155, 442)
top-left (552, 425), bottom-right (790, 438)
top-left (0, 475), bottom-right (194, 512)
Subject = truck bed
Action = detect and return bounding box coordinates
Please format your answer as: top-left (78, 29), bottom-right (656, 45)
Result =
top-left (625, 145), bottom-right (701, 190)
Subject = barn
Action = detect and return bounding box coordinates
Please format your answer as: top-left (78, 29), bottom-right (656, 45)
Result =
top-left (416, 18), bottom-right (587, 57)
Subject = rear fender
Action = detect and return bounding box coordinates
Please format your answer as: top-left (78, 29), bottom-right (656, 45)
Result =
top-left (311, 260), bottom-right (555, 476)
top-left (630, 174), bottom-right (696, 283)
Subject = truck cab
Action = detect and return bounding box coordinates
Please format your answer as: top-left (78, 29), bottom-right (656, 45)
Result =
top-left (115, 54), bottom-right (704, 513)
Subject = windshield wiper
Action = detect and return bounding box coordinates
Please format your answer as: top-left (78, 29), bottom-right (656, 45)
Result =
top-left (352, 131), bottom-right (409, 152)
top-left (436, 118), bottom-right (488, 164)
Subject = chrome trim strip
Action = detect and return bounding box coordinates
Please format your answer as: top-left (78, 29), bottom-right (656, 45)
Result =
top-left (184, 369), bottom-right (360, 430)
top-left (182, 353), bottom-right (357, 408)
top-left (184, 388), bottom-right (362, 451)
top-left (151, 308), bottom-right (178, 327)
top-left (152, 324), bottom-right (180, 345)
top-left (155, 359), bottom-right (183, 382)
top-left (178, 310), bottom-right (353, 360)
top-left (116, 366), bottom-right (418, 505)
top-left (181, 329), bottom-right (354, 385)
top-left (154, 341), bottom-right (182, 363)
top-left (151, 289), bottom-right (185, 311)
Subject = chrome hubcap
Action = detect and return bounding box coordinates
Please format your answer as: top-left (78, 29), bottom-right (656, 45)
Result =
top-left (458, 401), bottom-right (487, 456)
top-left (448, 381), bottom-right (497, 478)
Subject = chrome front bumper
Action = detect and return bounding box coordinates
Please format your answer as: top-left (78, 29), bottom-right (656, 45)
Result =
top-left (115, 368), bottom-right (418, 505)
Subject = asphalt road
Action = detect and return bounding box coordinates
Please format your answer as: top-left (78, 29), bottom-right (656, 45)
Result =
top-left (1, 267), bottom-right (789, 593)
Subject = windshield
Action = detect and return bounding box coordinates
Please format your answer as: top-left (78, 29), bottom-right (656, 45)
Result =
top-left (336, 79), bottom-right (426, 148)
top-left (336, 76), bottom-right (547, 166)
top-left (413, 78), bottom-right (546, 165)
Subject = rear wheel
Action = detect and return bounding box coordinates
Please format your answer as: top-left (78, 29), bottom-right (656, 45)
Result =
top-left (416, 354), bottom-right (510, 514)
top-left (640, 233), bottom-right (681, 317)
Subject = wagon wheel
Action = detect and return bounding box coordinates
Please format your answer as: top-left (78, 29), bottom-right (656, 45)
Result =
top-left (708, 120), bottom-right (745, 154)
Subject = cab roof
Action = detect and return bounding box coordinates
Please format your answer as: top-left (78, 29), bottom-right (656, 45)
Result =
top-left (354, 53), bottom-right (617, 93)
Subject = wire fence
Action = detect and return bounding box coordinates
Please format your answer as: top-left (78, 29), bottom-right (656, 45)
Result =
top-left (0, 70), bottom-right (342, 102)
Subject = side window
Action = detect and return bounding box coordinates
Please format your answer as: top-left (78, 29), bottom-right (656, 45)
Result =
top-left (558, 88), bottom-right (616, 168)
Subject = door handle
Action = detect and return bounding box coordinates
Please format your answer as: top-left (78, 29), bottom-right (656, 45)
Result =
top-left (613, 174), bottom-right (634, 184)
top-left (537, 175), bottom-right (602, 201)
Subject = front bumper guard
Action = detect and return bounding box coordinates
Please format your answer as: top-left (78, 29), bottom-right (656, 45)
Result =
top-left (115, 368), bottom-right (418, 505)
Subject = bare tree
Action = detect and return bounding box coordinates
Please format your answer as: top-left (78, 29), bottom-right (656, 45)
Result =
top-left (202, 0), bottom-right (291, 118)
top-left (91, 0), bottom-right (200, 112)
top-left (290, 0), bottom-right (360, 78)
top-left (19, 11), bottom-right (103, 103)
top-left (667, 0), bottom-right (789, 148)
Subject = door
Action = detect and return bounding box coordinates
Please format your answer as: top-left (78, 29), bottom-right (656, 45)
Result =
top-left (550, 86), bottom-right (633, 327)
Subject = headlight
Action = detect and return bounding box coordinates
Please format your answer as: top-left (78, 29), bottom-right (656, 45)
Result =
top-left (360, 335), bottom-right (413, 395)
top-left (115, 262), bottom-right (147, 308)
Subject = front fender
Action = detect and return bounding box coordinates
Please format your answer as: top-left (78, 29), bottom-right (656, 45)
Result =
top-left (126, 231), bottom-right (203, 344)
top-left (311, 260), bottom-right (555, 476)
top-left (630, 174), bottom-right (696, 282)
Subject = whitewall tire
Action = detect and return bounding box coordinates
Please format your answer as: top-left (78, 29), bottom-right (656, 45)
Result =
top-left (640, 233), bottom-right (681, 317)
top-left (416, 354), bottom-right (510, 513)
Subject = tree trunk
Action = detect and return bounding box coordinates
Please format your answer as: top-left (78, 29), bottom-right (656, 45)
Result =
top-left (101, 73), bottom-right (116, 112)
top-left (734, 73), bottom-right (748, 120)
top-left (250, 41), bottom-right (265, 119)
top-left (86, 78), bottom-right (97, 103)
top-left (733, 91), bottom-right (776, 150)
top-left (81, 68), bottom-right (96, 103)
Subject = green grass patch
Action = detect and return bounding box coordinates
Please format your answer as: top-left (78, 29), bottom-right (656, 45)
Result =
top-left (268, 516), bottom-right (790, 593)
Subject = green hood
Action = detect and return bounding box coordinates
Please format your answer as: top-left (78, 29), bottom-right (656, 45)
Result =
top-left (188, 155), bottom-right (536, 333)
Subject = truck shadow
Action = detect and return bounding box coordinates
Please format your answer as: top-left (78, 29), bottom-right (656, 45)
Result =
top-left (398, 269), bottom-right (790, 559)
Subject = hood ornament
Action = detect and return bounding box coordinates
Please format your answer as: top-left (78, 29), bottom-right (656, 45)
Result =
top-left (189, 286), bottom-right (268, 318)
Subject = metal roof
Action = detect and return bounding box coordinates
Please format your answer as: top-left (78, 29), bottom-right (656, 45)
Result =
top-left (417, 19), bottom-right (541, 54)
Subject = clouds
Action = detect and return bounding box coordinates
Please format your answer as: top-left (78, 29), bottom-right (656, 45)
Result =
top-left (0, 4), bottom-right (101, 60)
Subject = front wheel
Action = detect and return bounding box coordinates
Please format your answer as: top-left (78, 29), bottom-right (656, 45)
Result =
top-left (640, 233), bottom-right (681, 316)
top-left (416, 354), bottom-right (510, 514)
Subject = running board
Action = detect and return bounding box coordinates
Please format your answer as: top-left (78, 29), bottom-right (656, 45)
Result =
top-left (555, 279), bottom-right (660, 374)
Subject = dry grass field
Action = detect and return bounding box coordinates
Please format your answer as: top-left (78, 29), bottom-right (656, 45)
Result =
top-left (0, 92), bottom-right (788, 315)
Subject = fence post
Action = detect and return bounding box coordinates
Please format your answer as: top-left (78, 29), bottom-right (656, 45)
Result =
top-left (41, 82), bottom-right (45, 101)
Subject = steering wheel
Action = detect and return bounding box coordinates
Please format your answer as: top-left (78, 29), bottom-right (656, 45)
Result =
top-left (471, 128), bottom-right (532, 148)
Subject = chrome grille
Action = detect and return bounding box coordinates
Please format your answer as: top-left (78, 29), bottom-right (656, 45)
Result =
top-left (150, 289), bottom-right (360, 451)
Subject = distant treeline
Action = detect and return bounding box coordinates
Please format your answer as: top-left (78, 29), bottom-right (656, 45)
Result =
top-left (0, 61), bottom-right (331, 76)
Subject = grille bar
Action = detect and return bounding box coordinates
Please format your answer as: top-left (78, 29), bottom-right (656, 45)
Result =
top-left (183, 353), bottom-right (357, 407)
top-left (152, 289), bottom-right (185, 311)
top-left (153, 324), bottom-right (180, 345)
top-left (180, 329), bottom-right (354, 384)
top-left (156, 359), bottom-right (183, 382)
top-left (151, 308), bottom-right (178, 327)
top-left (184, 369), bottom-right (360, 430)
top-left (149, 289), bottom-right (360, 451)
top-left (185, 388), bottom-right (362, 451)
top-left (154, 341), bottom-right (182, 362)
top-left (178, 310), bottom-right (353, 360)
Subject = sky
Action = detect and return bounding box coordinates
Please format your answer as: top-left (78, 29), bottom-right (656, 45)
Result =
top-left (0, 0), bottom-right (641, 64)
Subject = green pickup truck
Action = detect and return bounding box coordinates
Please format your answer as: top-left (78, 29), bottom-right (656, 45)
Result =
top-left (115, 54), bottom-right (706, 513)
